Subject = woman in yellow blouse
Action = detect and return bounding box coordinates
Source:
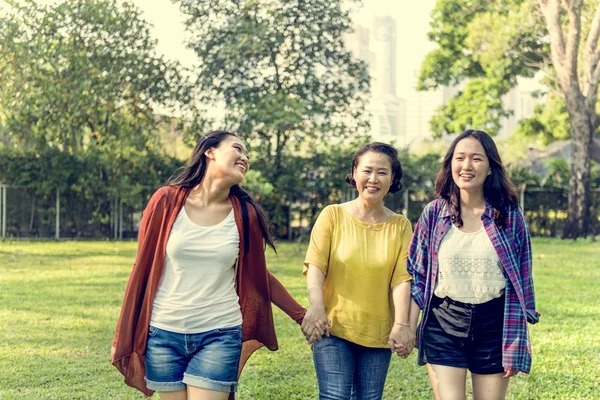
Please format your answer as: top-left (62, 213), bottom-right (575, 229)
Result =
top-left (301, 142), bottom-right (414, 400)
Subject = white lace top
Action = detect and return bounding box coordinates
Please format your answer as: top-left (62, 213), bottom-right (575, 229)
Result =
top-left (434, 224), bottom-right (506, 304)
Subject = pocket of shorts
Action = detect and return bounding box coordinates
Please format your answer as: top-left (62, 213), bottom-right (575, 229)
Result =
top-left (148, 325), bottom-right (159, 337)
top-left (216, 326), bottom-right (242, 338)
top-left (432, 303), bottom-right (470, 338)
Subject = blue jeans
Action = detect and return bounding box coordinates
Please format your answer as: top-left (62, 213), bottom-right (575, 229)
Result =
top-left (312, 335), bottom-right (392, 400)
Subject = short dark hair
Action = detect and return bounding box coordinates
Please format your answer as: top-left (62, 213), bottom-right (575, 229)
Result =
top-left (345, 142), bottom-right (404, 193)
top-left (435, 129), bottom-right (519, 227)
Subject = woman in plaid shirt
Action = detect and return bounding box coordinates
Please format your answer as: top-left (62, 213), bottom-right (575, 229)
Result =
top-left (406, 130), bottom-right (540, 400)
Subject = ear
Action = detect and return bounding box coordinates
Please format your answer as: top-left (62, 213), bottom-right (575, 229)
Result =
top-left (205, 147), bottom-right (216, 161)
top-left (487, 168), bottom-right (492, 176)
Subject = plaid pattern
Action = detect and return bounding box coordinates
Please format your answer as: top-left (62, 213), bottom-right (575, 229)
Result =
top-left (407, 199), bottom-right (540, 374)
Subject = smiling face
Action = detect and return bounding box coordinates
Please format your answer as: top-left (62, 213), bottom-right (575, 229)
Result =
top-left (451, 137), bottom-right (491, 195)
top-left (352, 151), bottom-right (393, 202)
top-left (205, 135), bottom-right (249, 184)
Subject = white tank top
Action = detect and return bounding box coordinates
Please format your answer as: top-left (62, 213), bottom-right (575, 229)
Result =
top-left (434, 224), bottom-right (506, 304)
top-left (150, 207), bottom-right (243, 333)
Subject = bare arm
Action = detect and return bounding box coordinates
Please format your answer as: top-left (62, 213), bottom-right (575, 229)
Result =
top-left (388, 281), bottom-right (416, 358)
top-left (301, 264), bottom-right (329, 343)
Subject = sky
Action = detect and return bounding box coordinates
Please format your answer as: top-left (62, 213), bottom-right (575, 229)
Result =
top-left (131, 0), bottom-right (441, 99)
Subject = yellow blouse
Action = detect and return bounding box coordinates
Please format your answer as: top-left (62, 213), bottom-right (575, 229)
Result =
top-left (303, 204), bottom-right (413, 348)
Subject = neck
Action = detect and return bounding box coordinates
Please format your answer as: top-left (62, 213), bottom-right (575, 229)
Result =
top-left (191, 175), bottom-right (231, 206)
top-left (355, 198), bottom-right (384, 215)
top-left (459, 189), bottom-right (485, 211)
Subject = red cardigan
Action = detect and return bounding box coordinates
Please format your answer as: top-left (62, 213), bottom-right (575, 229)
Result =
top-left (111, 186), bottom-right (306, 397)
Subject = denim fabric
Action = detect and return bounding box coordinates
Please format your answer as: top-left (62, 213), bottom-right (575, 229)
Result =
top-left (312, 335), bottom-right (391, 400)
top-left (144, 325), bottom-right (242, 392)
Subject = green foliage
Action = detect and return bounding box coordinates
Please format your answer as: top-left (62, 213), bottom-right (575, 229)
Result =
top-left (175, 0), bottom-right (370, 173)
top-left (242, 170), bottom-right (274, 198)
top-left (419, 0), bottom-right (548, 137)
top-left (429, 78), bottom-right (513, 136)
top-left (507, 166), bottom-right (542, 189)
top-left (542, 158), bottom-right (570, 189)
top-left (515, 92), bottom-right (572, 145)
top-left (0, 146), bottom-right (180, 237)
top-left (0, 0), bottom-right (193, 153)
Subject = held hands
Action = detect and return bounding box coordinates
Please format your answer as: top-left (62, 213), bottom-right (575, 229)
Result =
top-left (388, 324), bottom-right (416, 359)
top-left (301, 305), bottom-right (331, 344)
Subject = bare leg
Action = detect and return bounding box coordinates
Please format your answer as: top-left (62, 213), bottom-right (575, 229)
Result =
top-left (427, 363), bottom-right (468, 400)
top-left (158, 390), bottom-right (187, 400)
top-left (472, 372), bottom-right (510, 400)
top-left (187, 385), bottom-right (230, 400)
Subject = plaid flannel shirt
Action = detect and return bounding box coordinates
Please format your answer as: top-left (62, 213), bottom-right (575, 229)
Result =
top-left (407, 198), bottom-right (540, 374)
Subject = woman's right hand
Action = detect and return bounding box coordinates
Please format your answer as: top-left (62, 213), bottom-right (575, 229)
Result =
top-left (301, 305), bottom-right (330, 344)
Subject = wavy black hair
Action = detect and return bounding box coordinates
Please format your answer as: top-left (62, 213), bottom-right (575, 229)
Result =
top-left (435, 129), bottom-right (519, 228)
top-left (167, 131), bottom-right (275, 251)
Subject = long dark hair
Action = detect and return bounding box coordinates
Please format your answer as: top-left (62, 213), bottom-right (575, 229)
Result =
top-left (345, 142), bottom-right (404, 193)
top-left (167, 131), bottom-right (276, 251)
top-left (435, 129), bottom-right (519, 228)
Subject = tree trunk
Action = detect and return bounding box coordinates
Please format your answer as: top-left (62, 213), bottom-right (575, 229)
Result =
top-left (562, 94), bottom-right (592, 239)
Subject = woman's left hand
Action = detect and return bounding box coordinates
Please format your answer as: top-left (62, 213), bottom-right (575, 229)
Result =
top-left (503, 368), bottom-right (518, 378)
top-left (388, 324), bottom-right (415, 358)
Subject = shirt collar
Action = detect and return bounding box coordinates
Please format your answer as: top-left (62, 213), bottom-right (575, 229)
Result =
top-left (438, 198), bottom-right (496, 220)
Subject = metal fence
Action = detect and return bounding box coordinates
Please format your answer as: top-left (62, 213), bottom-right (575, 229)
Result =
top-left (1, 183), bottom-right (599, 239)
top-left (0, 184), bottom-right (155, 239)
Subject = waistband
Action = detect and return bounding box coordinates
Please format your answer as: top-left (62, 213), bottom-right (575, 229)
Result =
top-left (432, 294), bottom-right (505, 310)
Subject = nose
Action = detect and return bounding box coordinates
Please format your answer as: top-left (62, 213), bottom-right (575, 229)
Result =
top-left (462, 158), bottom-right (474, 170)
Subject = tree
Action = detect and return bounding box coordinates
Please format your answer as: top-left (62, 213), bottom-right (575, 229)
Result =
top-left (0, 0), bottom-right (193, 155)
top-left (419, 0), bottom-right (600, 239)
top-left (174, 0), bottom-right (370, 177)
top-left (0, 0), bottom-right (199, 237)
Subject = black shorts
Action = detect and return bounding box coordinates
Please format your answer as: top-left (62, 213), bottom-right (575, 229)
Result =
top-left (422, 294), bottom-right (505, 375)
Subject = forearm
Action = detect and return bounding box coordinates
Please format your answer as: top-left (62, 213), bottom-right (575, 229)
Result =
top-left (306, 264), bottom-right (326, 308)
top-left (391, 281), bottom-right (411, 325)
top-left (268, 271), bottom-right (306, 324)
top-left (408, 299), bottom-right (420, 332)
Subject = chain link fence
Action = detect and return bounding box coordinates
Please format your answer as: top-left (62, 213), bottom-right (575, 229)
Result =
top-left (0, 184), bottom-right (155, 239)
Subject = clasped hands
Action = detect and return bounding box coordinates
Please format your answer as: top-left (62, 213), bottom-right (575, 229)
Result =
top-left (301, 306), bottom-right (416, 360)
top-left (387, 323), bottom-right (416, 359)
top-left (301, 306), bottom-right (330, 344)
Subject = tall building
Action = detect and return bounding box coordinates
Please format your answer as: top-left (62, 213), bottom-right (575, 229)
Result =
top-left (344, 17), bottom-right (406, 144)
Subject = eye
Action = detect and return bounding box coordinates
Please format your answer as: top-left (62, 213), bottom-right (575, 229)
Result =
top-left (454, 157), bottom-right (464, 161)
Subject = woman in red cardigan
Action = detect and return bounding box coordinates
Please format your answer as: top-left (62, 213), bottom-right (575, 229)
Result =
top-left (111, 131), bottom-right (307, 400)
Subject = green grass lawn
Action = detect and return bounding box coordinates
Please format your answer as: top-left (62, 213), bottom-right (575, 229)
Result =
top-left (0, 239), bottom-right (598, 399)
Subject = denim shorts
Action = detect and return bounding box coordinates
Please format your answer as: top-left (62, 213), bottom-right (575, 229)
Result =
top-left (422, 295), bottom-right (505, 375)
top-left (144, 325), bottom-right (242, 392)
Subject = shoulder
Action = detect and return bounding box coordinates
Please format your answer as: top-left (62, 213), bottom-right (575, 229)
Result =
top-left (320, 204), bottom-right (343, 218)
top-left (387, 211), bottom-right (411, 227)
top-left (505, 205), bottom-right (528, 230)
top-left (146, 186), bottom-right (180, 211)
top-left (420, 198), bottom-right (446, 220)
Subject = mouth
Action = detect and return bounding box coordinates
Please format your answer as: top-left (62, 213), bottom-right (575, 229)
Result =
top-left (235, 162), bottom-right (247, 173)
top-left (364, 186), bottom-right (380, 193)
top-left (459, 173), bottom-right (475, 180)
